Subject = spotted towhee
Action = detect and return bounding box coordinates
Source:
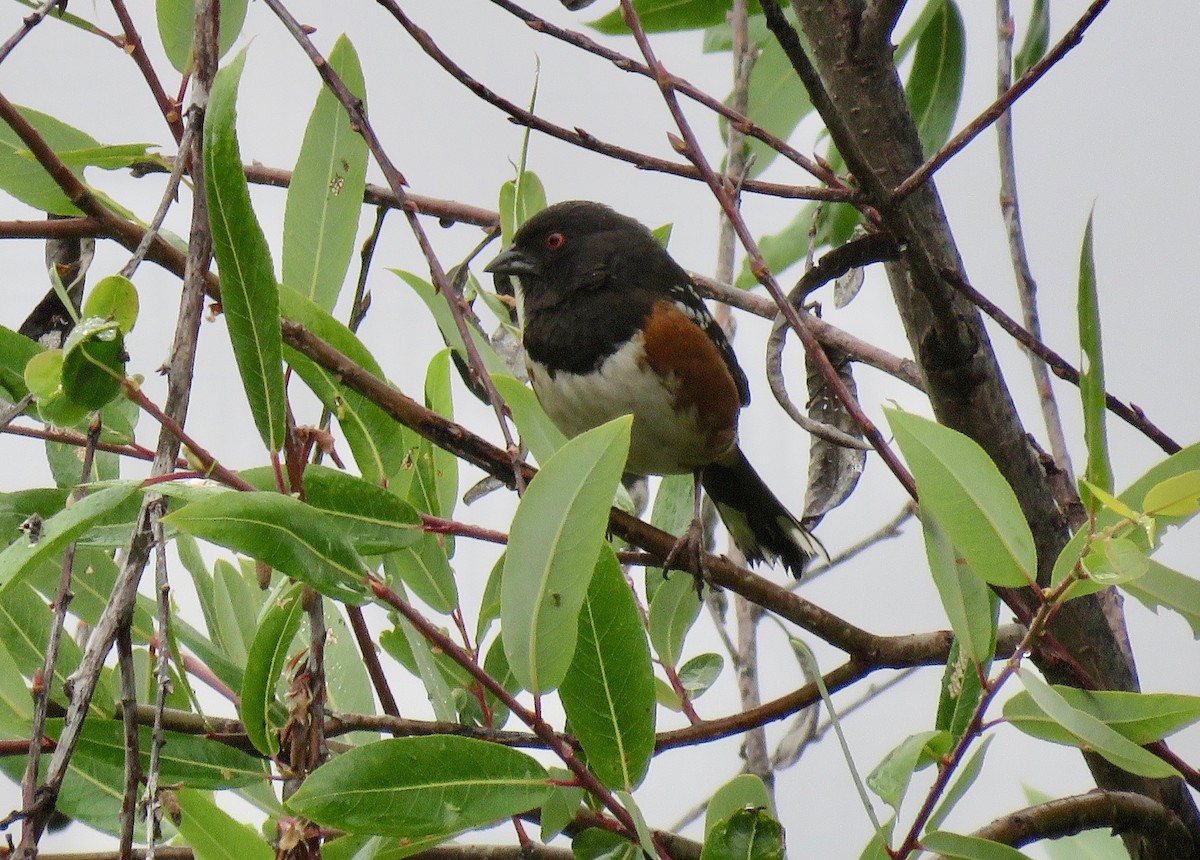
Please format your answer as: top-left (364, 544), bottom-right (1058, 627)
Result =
top-left (484, 200), bottom-right (821, 576)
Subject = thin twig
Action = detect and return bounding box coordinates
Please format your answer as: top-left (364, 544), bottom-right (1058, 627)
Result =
top-left (109, 0), bottom-right (185, 143)
top-left (120, 124), bottom-right (194, 280)
top-left (487, 0), bottom-right (841, 187)
top-left (0, 0), bottom-right (64, 66)
top-left (893, 0), bottom-right (1114, 199)
top-left (143, 510), bottom-right (175, 858)
top-left (939, 268), bottom-right (1180, 454)
top-left (994, 0), bottom-right (1074, 482)
top-left (372, 1), bottom-right (852, 204)
top-left (116, 626), bottom-right (140, 858)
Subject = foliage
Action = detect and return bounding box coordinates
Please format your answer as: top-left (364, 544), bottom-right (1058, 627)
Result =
top-left (0, 2), bottom-right (1195, 860)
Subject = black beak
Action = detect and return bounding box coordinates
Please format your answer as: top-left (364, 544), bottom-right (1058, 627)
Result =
top-left (484, 246), bottom-right (539, 277)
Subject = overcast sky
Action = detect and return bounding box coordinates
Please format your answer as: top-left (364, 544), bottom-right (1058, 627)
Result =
top-left (1, 1), bottom-right (1197, 856)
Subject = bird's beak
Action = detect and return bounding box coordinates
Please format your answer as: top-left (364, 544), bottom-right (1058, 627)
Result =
top-left (484, 246), bottom-right (539, 277)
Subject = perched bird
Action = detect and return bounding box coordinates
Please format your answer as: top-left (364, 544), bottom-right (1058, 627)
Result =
top-left (485, 200), bottom-right (821, 576)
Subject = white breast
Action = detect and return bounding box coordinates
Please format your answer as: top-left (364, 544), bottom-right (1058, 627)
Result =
top-left (527, 332), bottom-right (730, 475)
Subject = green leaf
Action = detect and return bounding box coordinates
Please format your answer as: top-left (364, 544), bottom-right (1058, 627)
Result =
top-left (59, 720), bottom-right (268, 790)
top-left (1123, 560), bottom-right (1200, 638)
top-left (678, 652), bottom-right (724, 697)
top-left (502, 416), bottom-right (631, 693)
top-left (905, 0), bottom-right (966, 157)
top-left (81, 275), bottom-right (138, 334)
top-left (888, 410), bottom-right (1035, 586)
top-left (645, 474), bottom-right (696, 590)
top-left (706, 774), bottom-right (773, 836)
top-left (1016, 670), bottom-right (1178, 778)
top-left (560, 546), bottom-right (656, 790)
top-left (422, 349), bottom-right (459, 520)
top-left (393, 270), bottom-right (513, 379)
top-left (540, 767), bottom-right (586, 841)
top-left (499, 171), bottom-right (547, 249)
top-left (287, 736), bottom-right (551, 838)
top-left (282, 35), bottom-right (369, 311)
top-left (0, 324), bottom-right (41, 400)
top-left (1004, 687), bottom-right (1200, 747)
top-left (156, 0), bottom-right (250, 73)
top-left (0, 105), bottom-right (97, 214)
top-left (162, 491), bottom-right (368, 603)
top-left (742, 36), bottom-right (814, 178)
top-left (378, 563), bottom-right (456, 722)
top-left (572, 828), bottom-right (640, 860)
top-left (239, 581), bottom-right (304, 755)
top-left (279, 285), bottom-right (416, 486)
top-left (922, 512), bottom-right (996, 664)
top-left (1052, 443), bottom-right (1200, 590)
top-left (936, 641), bottom-right (988, 743)
top-left (174, 787), bottom-right (273, 860)
top-left (1013, 0), bottom-right (1049, 78)
top-left (921, 831), bottom-right (1032, 860)
top-left (240, 463), bottom-right (422, 555)
top-left (204, 49), bottom-right (287, 453)
top-left (700, 807), bottom-right (785, 860)
top-left (59, 316), bottom-right (125, 409)
top-left (491, 374), bottom-right (567, 465)
top-left (1142, 470), bottom-right (1200, 517)
top-left (0, 482), bottom-right (141, 593)
top-left (648, 568), bottom-right (702, 667)
top-left (590, 0), bottom-right (735, 34)
top-left (212, 558), bottom-right (257, 663)
top-left (615, 790), bottom-right (657, 859)
top-left (1077, 208), bottom-right (1111, 509)
top-left (867, 730), bottom-right (952, 812)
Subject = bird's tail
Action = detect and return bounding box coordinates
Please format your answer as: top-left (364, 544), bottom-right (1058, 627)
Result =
top-left (702, 448), bottom-right (823, 577)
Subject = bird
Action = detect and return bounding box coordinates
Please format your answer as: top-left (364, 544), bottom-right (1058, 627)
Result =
top-left (484, 200), bottom-right (822, 577)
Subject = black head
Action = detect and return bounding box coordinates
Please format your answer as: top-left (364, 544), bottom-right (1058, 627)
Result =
top-left (484, 201), bottom-right (665, 304)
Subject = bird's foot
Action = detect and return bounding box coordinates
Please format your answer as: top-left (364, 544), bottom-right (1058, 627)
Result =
top-left (662, 518), bottom-right (707, 597)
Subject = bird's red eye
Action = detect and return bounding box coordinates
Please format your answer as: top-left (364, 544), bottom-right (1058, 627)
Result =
top-left (545, 232), bottom-right (565, 250)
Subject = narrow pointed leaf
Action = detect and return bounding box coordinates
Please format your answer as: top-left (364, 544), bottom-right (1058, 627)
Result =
top-left (560, 546), bottom-right (656, 790)
top-left (888, 409), bottom-right (1035, 586)
top-left (1017, 670), bottom-right (1177, 778)
top-left (283, 35), bottom-right (368, 311)
top-left (239, 581), bottom-right (305, 755)
top-left (279, 285), bottom-right (415, 486)
top-left (905, 0), bottom-right (966, 156)
top-left (163, 491), bottom-right (368, 603)
top-left (648, 568), bottom-right (702, 667)
top-left (0, 481), bottom-right (140, 593)
top-left (1077, 209), bottom-right (1111, 508)
top-left (1004, 687), bottom-right (1200, 746)
top-left (1142, 470), bottom-right (1200, 517)
top-left (287, 736), bottom-right (551, 838)
top-left (922, 511), bottom-right (996, 664)
top-left (174, 787), bottom-right (273, 860)
top-left (205, 49), bottom-right (287, 453)
top-left (502, 416), bottom-right (631, 693)
top-left (1124, 560), bottom-right (1200, 638)
top-left (1014, 0), bottom-right (1050, 78)
top-left (921, 831), bottom-right (1032, 860)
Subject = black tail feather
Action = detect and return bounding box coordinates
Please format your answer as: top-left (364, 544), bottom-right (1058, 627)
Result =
top-left (701, 448), bottom-right (822, 577)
